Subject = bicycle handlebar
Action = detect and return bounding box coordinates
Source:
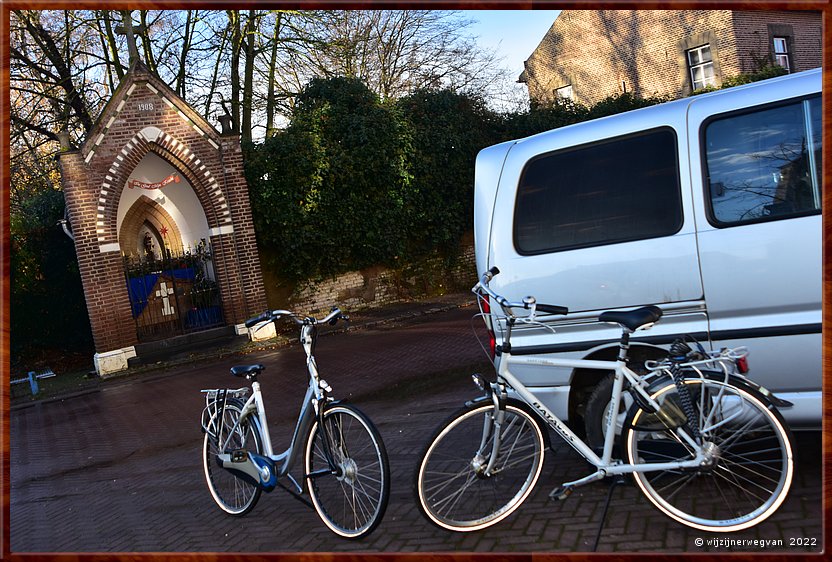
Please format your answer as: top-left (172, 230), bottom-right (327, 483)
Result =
top-left (473, 267), bottom-right (568, 317)
top-left (244, 306), bottom-right (349, 329)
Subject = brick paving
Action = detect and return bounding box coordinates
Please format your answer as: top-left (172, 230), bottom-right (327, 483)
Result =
top-left (9, 301), bottom-right (824, 554)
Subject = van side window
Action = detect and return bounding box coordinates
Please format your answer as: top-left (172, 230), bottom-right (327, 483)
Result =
top-left (513, 128), bottom-right (682, 255)
top-left (704, 95), bottom-right (822, 225)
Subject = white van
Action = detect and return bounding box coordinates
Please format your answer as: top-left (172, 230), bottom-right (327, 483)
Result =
top-left (474, 68), bottom-right (821, 438)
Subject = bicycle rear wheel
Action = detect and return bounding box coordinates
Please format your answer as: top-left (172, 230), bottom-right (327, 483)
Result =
top-left (305, 404), bottom-right (390, 539)
top-left (416, 399), bottom-right (545, 532)
top-left (202, 399), bottom-right (263, 516)
top-left (624, 374), bottom-right (794, 532)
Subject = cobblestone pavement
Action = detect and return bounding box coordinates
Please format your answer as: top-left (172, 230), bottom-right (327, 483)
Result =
top-left (9, 304), bottom-right (824, 554)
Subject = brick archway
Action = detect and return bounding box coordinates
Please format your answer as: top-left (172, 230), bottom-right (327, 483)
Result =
top-left (119, 195), bottom-right (185, 256)
top-left (95, 126), bottom-right (230, 250)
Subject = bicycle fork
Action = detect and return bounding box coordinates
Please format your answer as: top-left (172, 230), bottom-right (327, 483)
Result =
top-left (472, 379), bottom-right (509, 477)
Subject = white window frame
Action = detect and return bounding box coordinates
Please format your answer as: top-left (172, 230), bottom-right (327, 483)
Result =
top-left (687, 44), bottom-right (717, 90)
top-left (773, 37), bottom-right (791, 72)
top-left (555, 84), bottom-right (573, 101)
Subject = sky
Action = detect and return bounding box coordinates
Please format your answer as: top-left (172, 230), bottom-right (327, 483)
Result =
top-left (466, 10), bottom-right (562, 79)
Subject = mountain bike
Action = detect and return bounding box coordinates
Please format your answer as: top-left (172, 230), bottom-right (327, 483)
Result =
top-left (415, 267), bottom-right (794, 533)
top-left (200, 307), bottom-right (390, 539)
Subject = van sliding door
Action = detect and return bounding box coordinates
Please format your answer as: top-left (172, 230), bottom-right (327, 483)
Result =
top-left (688, 83), bottom-right (821, 426)
top-left (488, 117), bottom-right (705, 386)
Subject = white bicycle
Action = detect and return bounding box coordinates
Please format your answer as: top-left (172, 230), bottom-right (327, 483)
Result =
top-left (416, 267), bottom-right (794, 533)
top-left (200, 307), bottom-right (390, 539)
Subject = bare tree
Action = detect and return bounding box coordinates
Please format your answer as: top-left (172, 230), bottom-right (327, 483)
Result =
top-left (285, 11), bottom-right (502, 100)
top-left (10, 9), bottom-right (508, 149)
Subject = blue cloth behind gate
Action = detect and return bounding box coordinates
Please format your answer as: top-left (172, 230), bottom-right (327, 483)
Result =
top-left (127, 268), bottom-right (196, 318)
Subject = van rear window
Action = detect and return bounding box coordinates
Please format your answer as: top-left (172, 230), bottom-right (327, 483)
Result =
top-left (513, 128), bottom-right (682, 255)
top-left (704, 95), bottom-right (822, 226)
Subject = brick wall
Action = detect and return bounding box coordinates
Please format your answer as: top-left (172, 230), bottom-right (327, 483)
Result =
top-left (731, 11), bottom-right (823, 73)
top-left (288, 245), bottom-right (477, 315)
top-left (60, 62), bottom-right (267, 359)
top-left (523, 10), bottom-right (821, 106)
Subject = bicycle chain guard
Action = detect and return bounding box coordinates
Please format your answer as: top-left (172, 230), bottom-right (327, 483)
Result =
top-left (217, 450), bottom-right (278, 492)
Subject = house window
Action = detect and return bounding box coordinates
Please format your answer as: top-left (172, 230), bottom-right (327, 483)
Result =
top-left (555, 85), bottom-right (573, 101)
top-left (687, 44), bottom-right (717, 90)
top-left (773, 37), bottom-right (791, 72)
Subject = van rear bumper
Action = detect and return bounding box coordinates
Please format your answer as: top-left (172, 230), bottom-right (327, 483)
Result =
top-left (774, 391), bottom-right (822, 430)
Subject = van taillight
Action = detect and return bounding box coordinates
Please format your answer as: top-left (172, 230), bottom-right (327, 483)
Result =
top-left (736, 356), bottom-right (749, 374)
top-left (481, 298), bottom-right (496, 359)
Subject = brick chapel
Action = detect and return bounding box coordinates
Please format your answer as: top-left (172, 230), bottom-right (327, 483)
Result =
top-left (59, 61), bottom-right (268, 375)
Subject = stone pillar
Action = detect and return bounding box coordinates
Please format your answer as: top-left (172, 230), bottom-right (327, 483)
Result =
top-left (217, 132), bottom-right (268, 327)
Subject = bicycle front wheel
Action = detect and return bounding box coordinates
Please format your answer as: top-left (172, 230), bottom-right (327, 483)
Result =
top-left (305, 404), bottom-right (390, 539)
top-left (416, 400), bottom-right (545, 532)
top-left (202, 399), bottom-right (263, 516)
top-left (624, 374), bottom-right (794, 532)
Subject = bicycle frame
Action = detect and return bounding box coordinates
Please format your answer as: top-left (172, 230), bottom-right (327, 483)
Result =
top-left (495, 352), bottom-right (706, 479)
top-left (212, 321), bottom-right (337, 489)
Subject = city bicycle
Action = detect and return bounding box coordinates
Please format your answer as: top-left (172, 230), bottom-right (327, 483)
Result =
top-left (416, 267), bottom-right (794, 533)
top-left (200, 307), bottom-right (390, 539)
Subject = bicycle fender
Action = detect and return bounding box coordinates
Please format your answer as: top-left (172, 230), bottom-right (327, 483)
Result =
top-left (464, 394), bottom-right (493, 409)
top-left (645, 369), bottom-right (792, 409)
top-left (724, 374), bottom-right (793, 409)
top-left (622, 369), bottom-right (792, 437)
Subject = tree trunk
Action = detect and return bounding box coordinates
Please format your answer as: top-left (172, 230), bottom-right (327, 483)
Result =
top-left (100, 10), bottom-right (124, 85)
top-left (138, 10), bottom-right (158, 72)
top-left (204, 20), bottom-right (229, 120)
top-left (241, 9), bottom-right (257, 143)
top-left (228, 10), bottom-right (242, 134)
top-left (265, 13), bottom-right (282, 137)
top-left (176, 10), bottom-right (194, 98)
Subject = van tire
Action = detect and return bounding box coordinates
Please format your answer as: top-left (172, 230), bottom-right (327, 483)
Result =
top-left (584, 374), bottom-right (618, 451)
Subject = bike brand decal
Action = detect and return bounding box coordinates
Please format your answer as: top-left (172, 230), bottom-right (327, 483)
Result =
top-left (532, 400), bottom-right (575, 443)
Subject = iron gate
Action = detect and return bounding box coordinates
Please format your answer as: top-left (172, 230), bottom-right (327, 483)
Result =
top-left (124, 244), bottom-right (225, 342)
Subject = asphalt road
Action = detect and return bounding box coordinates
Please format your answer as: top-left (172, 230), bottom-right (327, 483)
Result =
top-left (9, 305), bottom-right (823, 554)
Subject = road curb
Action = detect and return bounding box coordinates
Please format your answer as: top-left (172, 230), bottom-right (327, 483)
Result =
top-left (11, 294), bottom-right (476, 409)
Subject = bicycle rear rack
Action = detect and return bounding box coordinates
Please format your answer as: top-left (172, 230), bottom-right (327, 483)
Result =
top-left (200, 387), bottom-right (250, 439)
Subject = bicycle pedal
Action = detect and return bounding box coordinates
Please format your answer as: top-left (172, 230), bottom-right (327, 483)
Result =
top-left (549, 485), bottom-right (572, 501)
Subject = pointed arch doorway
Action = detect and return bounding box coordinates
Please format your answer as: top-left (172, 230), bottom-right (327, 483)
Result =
top-left (119, 154), bottom-right (224, 342)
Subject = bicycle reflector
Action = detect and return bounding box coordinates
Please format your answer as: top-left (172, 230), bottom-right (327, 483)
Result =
top-left (736, 355), bottom-right (749, 374)
top-left (481, 297), bottom-right (496, 359)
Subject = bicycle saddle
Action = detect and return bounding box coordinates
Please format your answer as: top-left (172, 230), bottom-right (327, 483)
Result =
top-left (230, 364), bottom-right (265, 378)
top-left (599, 306), bottom-right (663, 332)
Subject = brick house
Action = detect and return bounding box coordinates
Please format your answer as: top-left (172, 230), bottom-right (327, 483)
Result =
top-left (520, 10), bottom-right (822, 106)
top-left (59, 61), bottom-right (268, 375)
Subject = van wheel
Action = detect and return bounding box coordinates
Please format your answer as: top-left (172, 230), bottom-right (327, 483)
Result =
top-left (584, 374), bottom-right (632, 451)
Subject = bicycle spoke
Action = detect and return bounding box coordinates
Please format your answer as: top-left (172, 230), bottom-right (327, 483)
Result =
top-left (629, 378), bottom-right (792, 531)
top-left (417, 404), bottom-right (544, 530)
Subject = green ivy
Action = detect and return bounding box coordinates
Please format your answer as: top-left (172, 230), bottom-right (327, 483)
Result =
top-left (246, 78), bottom-right (412, 281)
top-left (246, 79), bottom-right (694, 287)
